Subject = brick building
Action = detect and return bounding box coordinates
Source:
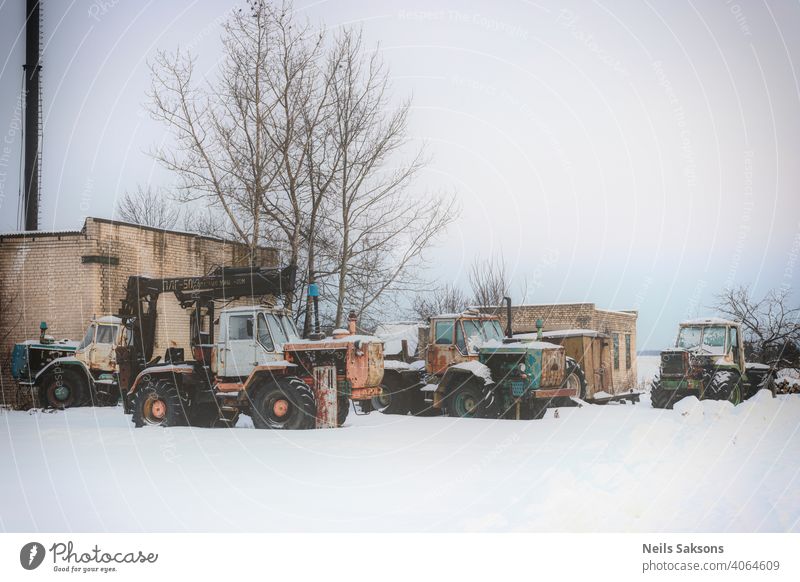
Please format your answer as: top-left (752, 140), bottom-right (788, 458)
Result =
top-left (0, 217), bottom-right (277, 407)
top-left (480, 303), bottom-right (638, 392)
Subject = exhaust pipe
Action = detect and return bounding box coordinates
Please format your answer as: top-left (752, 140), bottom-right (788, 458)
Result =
top-left (504, 296), bottom-right (513, 338)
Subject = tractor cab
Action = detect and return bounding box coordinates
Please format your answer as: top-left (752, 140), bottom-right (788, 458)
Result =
top-left (74, 315), bottom-right (125, 376)
top-left (663, 318), bottom-right (745, 379)
top-left (215, 306), bottom-right (300, 378)
top-left (426, 311), bottom-right (505, 374)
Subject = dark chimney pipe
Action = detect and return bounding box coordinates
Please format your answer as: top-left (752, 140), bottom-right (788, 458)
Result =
top-left (504, 296), bottom-right (512, 338)
top-left (23, 0), bottom-right (41, 231)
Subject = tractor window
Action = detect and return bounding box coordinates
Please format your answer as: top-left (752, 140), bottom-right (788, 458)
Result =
top-left (676, 326), bottom-right (702, 350)
top-left (278, 315), bottom-right (300, 342)
top-left (463, 320), bottom-right (482, 352)
top-left (434, 320), bottom-right (455, 345)
top-left (701, 326), bottom-right (726, 354)
top-left (485, 320), bottom-right (504, 341)
top-left (229, 315), bottom-right (254, 340)
top-left (77, 324), bottom-right (96, 350)
top-left (95, 325), bottom-right (118, 345)
top-left (455, 322), bottom-right (467, 353)
top-left (266, 314), bottom-right (289, 346)
top-left (256, 314), bottom-right (275, 352)
top-left (729, 327), bottom-right (740, 363)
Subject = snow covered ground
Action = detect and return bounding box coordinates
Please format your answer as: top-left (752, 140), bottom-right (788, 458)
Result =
top-left (637, 354), bottom-right (661, 387)
top-left (1, 391), bottom-right (798, 532)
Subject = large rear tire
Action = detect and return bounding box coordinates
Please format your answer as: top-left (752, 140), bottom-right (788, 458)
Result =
top-left (39, 369), bottom-right (87, 410)
top-left (337, 394), bottom-right (350, 427)
top-left (249, 377), bottom-right (316, 430)
top-left (564, 357), bottom-right (587, 399)
top-left (373, 375), bottom-right (412, 415)
top-left (704, 370), bottom-right (742, 405)
top-left (133, 379), bottom-right (188, 427)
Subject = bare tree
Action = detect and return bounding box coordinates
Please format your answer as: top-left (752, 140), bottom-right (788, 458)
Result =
top-left (469, 254), bottom-right (509, 308)
top-left (116, 186), bottom-right (180, 230)
top-left (714, 285), bottom-right (800, 365)
top-left (412, 283), bottom-right (469, 320)
top-left (147, 2), bottom-right (289, 257)
top-left (325, 29), bottom-right (458, 327)
top-left (146, 1), bottom-right (459, 330)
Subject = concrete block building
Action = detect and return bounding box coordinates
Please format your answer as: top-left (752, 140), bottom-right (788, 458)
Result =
top-left (0, 217), bottom-right (277, 407)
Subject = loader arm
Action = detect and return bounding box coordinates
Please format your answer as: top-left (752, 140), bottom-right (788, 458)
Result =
top-left (118, 264), bottom-right (296, 368)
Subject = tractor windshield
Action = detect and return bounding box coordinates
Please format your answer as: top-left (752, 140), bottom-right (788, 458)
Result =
top-left (278, 314), bottom-right (301, 342)
top-left (77, 324), bottom-right (96, 350)
top-left (462, 319), bottom-right (504, 352)
top-left (484, 320), bottom-right (504, 341)
top-left (676, 325), bottom-right (726, 354)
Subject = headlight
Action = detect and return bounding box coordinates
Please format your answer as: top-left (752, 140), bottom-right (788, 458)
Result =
top-left (518, 363), bottom-right (526, 372)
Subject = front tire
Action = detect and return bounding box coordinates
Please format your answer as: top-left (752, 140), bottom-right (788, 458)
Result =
top-left (249, 377), bottom-right (316, 430)
top-left (650, 377), bottom-right (680, 409)
top-left (445, 380), bottom-right (486, 418)
top-left (373, 375), bottom-right (412, 415)
top-left (39, 369), bottom-right (86, 409)
top-left (133, 379), bottom-right (188, 427)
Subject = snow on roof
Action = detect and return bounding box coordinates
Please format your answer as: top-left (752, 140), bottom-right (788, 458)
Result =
top-left (95, 315), bottom-right (122, 324)
top-left (517, 329), bottom-right (608, 339)
top-left (0, 227), bottom-right (83, 238)
top-left (498, 340), bottom-right (563, 350)
top-left (374, 322), bottom-right (422, 356)
top-left (680, 317), bottom-right (738, 326)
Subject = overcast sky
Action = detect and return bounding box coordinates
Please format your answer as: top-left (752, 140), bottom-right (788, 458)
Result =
top-left (0, 0), bottom-right (798, 349)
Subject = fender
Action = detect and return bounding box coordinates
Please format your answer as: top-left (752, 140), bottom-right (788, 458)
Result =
top-left (437, 367), bottom-right (488, 397)
top-left (126, 363), bottom-right (195, 396)
top-left (34, 357), bottom-right (93, 387)
top-left (239, 361), bottom-right (297, 393)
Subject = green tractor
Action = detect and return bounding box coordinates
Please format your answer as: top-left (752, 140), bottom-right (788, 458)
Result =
top-left (650, 318), bottom-right (776, 409)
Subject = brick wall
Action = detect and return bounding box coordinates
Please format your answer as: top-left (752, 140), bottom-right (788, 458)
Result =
top-left (0, 217), bottom-right (277, 408)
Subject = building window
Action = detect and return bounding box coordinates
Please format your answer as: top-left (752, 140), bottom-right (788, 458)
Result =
top-left (613, 333), bottom-right (620, 370)
top-left (625, 334), bottom-right (631, 370)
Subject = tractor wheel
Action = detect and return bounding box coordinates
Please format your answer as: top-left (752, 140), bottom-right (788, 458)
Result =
top-left (704, 370), bottom-right (742, 405)
top-left (563, 357), bottom-right (586, 399)
top-left (133, 379), bottom-right (188, 428)
top-left (337, 395), bottom-right (350, 427)
top-left (249, 377), bottom-right (316, 430)
top-left (39, 369), bottom-right (86, 410)
top-left (445, 380), bottom-right (486, 418)
top-left (372, 376), bottom-right (411, 415)
top-left (650, 378), bottom-right (679, 409)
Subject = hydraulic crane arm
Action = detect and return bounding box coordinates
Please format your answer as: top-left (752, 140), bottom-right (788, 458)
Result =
top-left (118, 264), bottom-right (296, 364)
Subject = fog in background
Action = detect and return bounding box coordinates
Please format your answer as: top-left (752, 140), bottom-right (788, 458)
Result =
top-left (0, 0), bottom-right (798, 349)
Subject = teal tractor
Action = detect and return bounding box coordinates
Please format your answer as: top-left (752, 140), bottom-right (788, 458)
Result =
top-left (377, 300), bottom-right (586, 419)
top-left (651, 318), bottom-right (776, 409)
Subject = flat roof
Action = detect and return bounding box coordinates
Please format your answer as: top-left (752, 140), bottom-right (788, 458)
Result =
top-left (0, 216), bottom-right (277, 250)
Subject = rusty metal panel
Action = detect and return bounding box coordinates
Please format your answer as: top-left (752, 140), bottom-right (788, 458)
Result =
top-left (426, 344), bottom-right (473, 375)
top-left (540, 347), bottom-right (565, 387)
top-left (313, 365), bottom-right (337, 429)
